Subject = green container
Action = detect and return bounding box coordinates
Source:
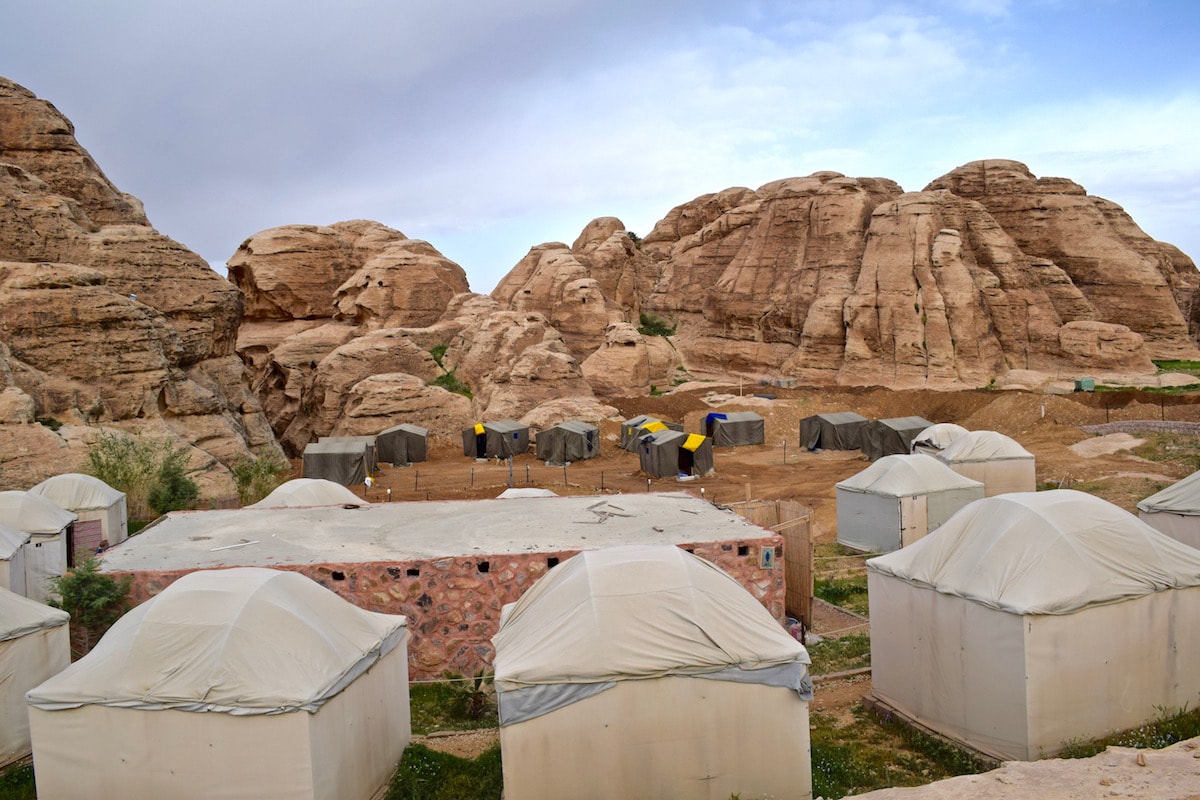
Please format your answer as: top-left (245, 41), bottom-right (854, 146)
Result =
top-left (1074, 377), bottom-right (1096, 392)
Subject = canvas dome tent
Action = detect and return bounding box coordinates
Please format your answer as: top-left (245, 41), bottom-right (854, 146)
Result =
top-left (934, 430), bottom-right (1035, 496)
top-left (493, 545), bottom-right (812, 800)
top-left (799, 411), bottom-right (868, 451)
top-left (535, 420), bottom-right (600, 465)
top-left (0, 587), bottom-right (69, 768)
top-left (30, 473), bottom-right (128, 556)
top-left (0, 491), bottom-right (77, 604)
top-left (638, 429), bottom-right (715, 479)
top-left (27, 567), bottom-right (410, 800)
top-left (860, 416), bottom-right (935, 461)
top-left (245, 478), bottom-right (366, 509)
top-left (302, 439), bottom-right (371, 487)
top-left (0, 523), bottom-right (29, 597)
top-left (835, 454), bottom-right (985, 553)
top-left (704, 411), bottom-right (766, 447)
top-left (867, 490), bottom-right (1200, 762)
top-left (463, 419), bottom-right (530, 459)
top-left (910, 422), bottom-right (969, 455)
top-left (618, 414), bottom-right (682, 452)
top-left (375, 423), bottom-right (427, 466)
top-left (1137, 469), bottom-right (1200, 549)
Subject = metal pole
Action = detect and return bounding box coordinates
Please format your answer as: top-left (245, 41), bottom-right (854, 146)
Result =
top-left (783, 440), bottom-right (787, 465)
top-left (414, 470), bottom-right (419, 490)
top-left (525, 464), bottom-right (530, 484)
top-left (601, 471), bottom-right (605, 491)
top-left (646, 478), bottom-right (651, 492)
top-left (563, 463), bottom-right (568, 484)
top-left (386, 488), bottom-right (392, 502)
top-left (470, 467), bottom-right (474, 487)
top-left (508, 457), bottom-right (514, 487)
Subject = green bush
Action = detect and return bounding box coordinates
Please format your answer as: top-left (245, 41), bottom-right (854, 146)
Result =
top-left (49, 556), bottom-right (132, 656)
top-left (86, 431), bottom-right (200, 523)
top-left (231, 449), bottom-right (291, 506)
top-left (637, 312), bottom-right (676, 337)
top-left (429, 344), bottom-right (448, 366)
top-left (431, 371), bottom-right (473, 399)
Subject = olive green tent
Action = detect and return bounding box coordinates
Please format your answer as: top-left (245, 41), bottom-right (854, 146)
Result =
top-left (799, 412), bottom-right (867, 451)
top-left (536, 421), bottom-right (600, 466)
top-left (619, 415), bottom-right (683, 452)
top-left (302, 440), bottom-right (370, 486)
top-left (463, 420), bottom-right (530, 459)
top-left (860, 416), bottom-right (935, 461)
top-left (704, 412), bottom-right (765, 447)
top-left (376, 424), bottom-right (428, 466)
top-left (639, 430), bottom-right (714, 478)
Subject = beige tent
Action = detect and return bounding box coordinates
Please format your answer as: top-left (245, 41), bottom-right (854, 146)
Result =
top-left (0, 491), bottom-right (77, 603)
top-left (0, 523), bottom-right (29, 597)
top-left (867, 490), bottom-right (1200, 761)
top-left (934, 430), bottom-right (1035, 496)
top-left (493, 545), bottom-right (812, 800)
top-left (246, 478), bottom-right (366, 509)
top-left (30, 473), bottom-right (128, 553)
top-left (910, 423), bottom-right (968, 456)
top-left (835, 454), bottom-right (985, 553)
top-left (1137, 470), bottom-right (1200, 549)
top-left (27, 568), bottom-right (410, 800)
top-left (0, 587), bottom-right (70, 768)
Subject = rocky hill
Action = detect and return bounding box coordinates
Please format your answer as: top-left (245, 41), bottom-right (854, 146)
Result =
top-left (2, 76), bottom-right (1198, 484)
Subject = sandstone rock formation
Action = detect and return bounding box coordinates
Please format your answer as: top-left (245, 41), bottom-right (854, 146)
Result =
top-left (0, 78), bottom-right (279, 495)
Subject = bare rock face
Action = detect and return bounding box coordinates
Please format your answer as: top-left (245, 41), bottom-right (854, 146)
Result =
top-left (519, 397), bottom-right (622, 430)
top-left (926, 159), bottom-right (1199, 360)
top-left (0, 78), bottom-right (279, 495)
top-left (333, 238), bottom-right (469, 329)
top-left (580, 322), bottom-right (683, 396)
top-left (332, 373), bottom-right (473, 438)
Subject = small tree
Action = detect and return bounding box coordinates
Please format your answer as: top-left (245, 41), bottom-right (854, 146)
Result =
top-left (49, 556), bottom-right (132, 657)
top-left (231, 449), bottom-right (291, 506)
top-left (86, 431), bottom-right (200, 524)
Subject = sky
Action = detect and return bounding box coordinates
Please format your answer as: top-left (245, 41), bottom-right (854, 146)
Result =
top-left (5, 1), bottom-right (1199, 293)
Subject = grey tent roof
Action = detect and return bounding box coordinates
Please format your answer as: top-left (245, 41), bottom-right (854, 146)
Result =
top-left (861, 416), bottom-right (936, 460)
top-left (1138, 470), bottom-right (1200, 516)
top-left (376, 423), bottom-right (428, 465)
top-left (799, 411), bottom-right (868, 451)
top-left (0, 491), bottom-right (77, 534)
top-left (536, 421), bottom-right (600, 465)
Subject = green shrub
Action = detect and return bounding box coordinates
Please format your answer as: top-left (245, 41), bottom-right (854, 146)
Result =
top-left (814, 575), bottom-right (870, 616)
top-left (231, 449), bottom-right (291, 506)
top-left (431, 371), bottom-right (473, 399)
top-left (0, 761), bottom-right (36, 800)
top-left (429, 344), bottom-right (448, 366)
top-left (385, 744), bottom-right (503, 800)
top-left (49, 556), bottom-right (132, 656)
top-left (637, 312), bottom-right (676, 337)
top-left (86, 431), bottom-right (200, 523)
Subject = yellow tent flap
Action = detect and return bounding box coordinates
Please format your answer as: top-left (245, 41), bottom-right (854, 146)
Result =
top-left (640, 421), bottom-right (667, 433)
top-left (474, 423), bottom-right (485, 435)
top-left (682, 434), bottom-right (706, 452)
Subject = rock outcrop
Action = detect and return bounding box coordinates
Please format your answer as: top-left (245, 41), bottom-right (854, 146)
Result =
top-left (0, 78), bottom-right (280, 495)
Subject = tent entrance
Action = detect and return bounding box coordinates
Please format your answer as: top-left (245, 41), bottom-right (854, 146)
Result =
top-left (678, 448), bottom-right (695, 476)
top-left (474, 433), bottom-right (487, 459)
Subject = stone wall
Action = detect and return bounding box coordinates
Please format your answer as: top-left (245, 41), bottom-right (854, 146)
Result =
top-left (113, 536), bottom-right (786, 680)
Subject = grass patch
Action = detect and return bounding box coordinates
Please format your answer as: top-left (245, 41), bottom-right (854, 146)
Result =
top-left (1057, 703), bottom-right (1200, 759)
top-left (429, 344), bottom-right (448, 367)
top-left (1131, 432), bottom-right (1200, 470)
top-left (807, 633), bottom-right (871, 675)
top-left (409, 679), bottom-right (497, 735)
top-left (385, 744), bottom-right (503, 800)
top-left (0, 762), bottom-right (35, 800)
top-left (1097, 382), bottom-right (1200, 395)
top-left (1154, 359), bottom-right (1200, 377)
top-left (637, 312), bottom-right (676, 337)
top-left (814, 574), bottom-right (870, 617)
top-left (811, 707), bottom-right (989, 799)
top-left (430, 371), bottom-right (473, 399)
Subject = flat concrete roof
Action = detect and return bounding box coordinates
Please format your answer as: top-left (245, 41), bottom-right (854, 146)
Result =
top-left (99, 492), bottom-right (773, 572)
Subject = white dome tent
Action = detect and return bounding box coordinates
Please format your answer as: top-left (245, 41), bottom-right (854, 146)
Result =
top-left (0, 491), bottom-right (77, 603)
top-left (30, 473), bottom-right (128, 551)
top-left (836, 454), bottom-right (985, 553)
top-left (867, 490), bottom-right (1200, 761)
top-left (934, 430), bottom-right (1035, 496)
top-left (0, 523), bottom-right (30, 597)
top-left (1137, 469), bottom-right (1200, 550)
top-left (27, 568), bottom-right (410, 800)
top-left (0, 586), bottom-right (69, 768)
top-left (910, 422), bottom-right (969, 455)
top-left (493, 544), bottom-right (812, 800)
top-left (245, 478), bottom-right (366, 509)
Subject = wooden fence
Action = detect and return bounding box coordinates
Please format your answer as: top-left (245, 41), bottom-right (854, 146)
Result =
top-left (725, 498), bottom-right (814, 628)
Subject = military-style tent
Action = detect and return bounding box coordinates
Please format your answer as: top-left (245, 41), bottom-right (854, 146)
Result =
top-left (799, 411), bottom-right (868, 451)
top-left (619, 415), bottom-right (683, 452)
top-left (536, 421), bottom-right (600, 465)
top-left (318, 435), bottom-right (378, 473)
top-left (245, 478), bottom-right (366, 509)
top-left (302, 440), bottom-right (371, 486)
top-left (639, 430), bottom-right (714, 478)
top-left (867, 490), bottom-right (1200, 762)
top-left (0, 524), bottom-right (29, 597)
top-left (910, 422), bottom-right (969, 456)
top-left (1, 587), bottom-right (69, 768)
top-left (493, 545), bottom-right (813, 800)
top-left (860, 417), bottom-right (936, 461)
top-left (836, 454), bottom-right (985, 553)
top-left (463, 420), bottom-right (530, 459)
top-left (934, 430), bottom-right (1036, 496)
top-left (0, 491), bottom-right (77, 604)
top-left (27, 568), bottom-right (410, 800)
top-left (704, 411), bottom-right (765, 447)
top-left (376, 423), bottom-right (428, 466)
top-left (30, 473), bottom-right (128, 556)
top-left (1137, 470), bottom-right (1200, 550)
